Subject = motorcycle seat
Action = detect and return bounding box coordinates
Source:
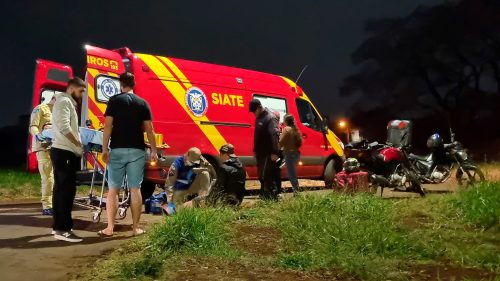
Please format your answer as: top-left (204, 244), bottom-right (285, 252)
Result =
top-left (409, 153), bottom-right (430, 161)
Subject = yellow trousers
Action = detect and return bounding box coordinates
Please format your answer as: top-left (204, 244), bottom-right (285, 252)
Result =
top-left (36, 151), bottom-right (54, 209)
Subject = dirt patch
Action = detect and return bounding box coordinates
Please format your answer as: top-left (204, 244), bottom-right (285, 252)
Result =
top-left (409, 264), bottom-right (498, 281)
top-left (230, 223), bottom-right (281, 256)
top-left (401, 212), bottom-right (433, 229)
top-left (172, 257), bottom-right (356, 281)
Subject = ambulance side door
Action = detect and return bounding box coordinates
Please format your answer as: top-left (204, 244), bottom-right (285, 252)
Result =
top-left (294, 98), bottom-right (327, 177)
top-left (28, 60), bottom-right (73, 172)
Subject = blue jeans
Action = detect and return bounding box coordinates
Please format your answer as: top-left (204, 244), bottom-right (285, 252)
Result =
top-left (107, 148), bottom-right (146, 189)
top-left (285, 151), bottom-right (300, 192)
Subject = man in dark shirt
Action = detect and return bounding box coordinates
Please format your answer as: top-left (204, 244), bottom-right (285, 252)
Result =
top-left (99, 72), bottom-right (158, 237)
top-left (207, 144), bottom-right (246, 207)
top-left (249, 99), bottom-right (279, 200)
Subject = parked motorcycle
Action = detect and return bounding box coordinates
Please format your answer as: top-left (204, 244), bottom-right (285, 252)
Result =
top-left (345, 134), bottom-right (425, 196)
top-left (409, 130), bottom-right (485, 186)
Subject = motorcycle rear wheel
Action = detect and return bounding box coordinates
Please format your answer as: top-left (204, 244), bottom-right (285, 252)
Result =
top-left (456, 166), bottom-right (485, 186)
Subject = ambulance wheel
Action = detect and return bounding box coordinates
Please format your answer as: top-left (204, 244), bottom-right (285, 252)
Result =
top-left (324, 159), bottom-right (337, 189)
top-left (141, 182), bottom-right (156, 203)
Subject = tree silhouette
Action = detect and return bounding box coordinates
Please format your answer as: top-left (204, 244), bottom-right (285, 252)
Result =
top-left (341, 0), bottom-right (500, 148)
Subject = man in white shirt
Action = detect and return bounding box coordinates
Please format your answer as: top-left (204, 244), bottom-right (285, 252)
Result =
top-left (50, 77), bottom-right (85, 243)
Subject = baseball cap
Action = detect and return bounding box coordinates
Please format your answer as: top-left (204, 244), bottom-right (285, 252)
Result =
top-left (248, 99), bottom-right (262, 113)
top-left (185, 147), bottom-right (201, 165)
top-left (219, 143), bottom-right (237, 157)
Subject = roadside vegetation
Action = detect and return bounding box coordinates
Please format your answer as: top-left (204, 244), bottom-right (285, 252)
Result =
top-left (0, 168), bottom-right (40, 200)
top-left (80, 181), bottom-right (499, 281)
top-left (0, 168), bottom-right (94, 201)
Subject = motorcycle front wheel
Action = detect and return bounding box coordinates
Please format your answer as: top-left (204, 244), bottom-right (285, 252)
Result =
top-left (456, 166), bottom-right (485, 186)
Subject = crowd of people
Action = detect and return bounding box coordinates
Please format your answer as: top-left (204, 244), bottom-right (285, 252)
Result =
top-left (29, 72), bottom-right (304, 243)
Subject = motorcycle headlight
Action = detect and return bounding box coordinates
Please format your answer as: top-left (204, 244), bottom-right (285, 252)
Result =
top-left (457, 151), bottom-right (468, 161)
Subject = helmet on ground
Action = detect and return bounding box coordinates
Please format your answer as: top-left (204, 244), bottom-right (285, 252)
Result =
top-left (426, 133), bottom-right (443, 149)
top-left (343, 158), bottom-right (360, 173)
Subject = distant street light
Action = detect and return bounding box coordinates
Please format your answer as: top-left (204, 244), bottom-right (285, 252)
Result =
top-left (338, 119), bottom-right (350, 143)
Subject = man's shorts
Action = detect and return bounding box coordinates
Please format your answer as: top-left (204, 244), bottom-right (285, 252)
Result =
top-left (107, 148), bottom-right (146, 189)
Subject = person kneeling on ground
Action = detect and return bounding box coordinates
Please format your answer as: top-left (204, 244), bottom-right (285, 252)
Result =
top-left (164, 147), bottom-right (216, 214)
top-left (207, 144), bottom-right (246, 207)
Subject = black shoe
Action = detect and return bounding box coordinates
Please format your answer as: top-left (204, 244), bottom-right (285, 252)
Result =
top-left (54, 231), bottom-right (83, 243)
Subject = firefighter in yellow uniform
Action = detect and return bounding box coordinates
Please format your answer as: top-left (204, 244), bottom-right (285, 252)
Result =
top-left (29, 96), bottom-right (56, 215)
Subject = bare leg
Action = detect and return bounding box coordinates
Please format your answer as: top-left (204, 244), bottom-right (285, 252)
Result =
top-left (102, 188), bottom-right (118, 235)
top-left (129, 188), bottom-right (143, 235)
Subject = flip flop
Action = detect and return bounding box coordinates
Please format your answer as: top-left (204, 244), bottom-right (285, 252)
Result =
top-left (97, 230), bottom-right (113, 237)
top-left (133, 228), bottom-right (146, 236)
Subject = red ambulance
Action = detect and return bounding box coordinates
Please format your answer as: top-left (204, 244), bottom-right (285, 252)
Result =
top-left (29, 45), bottom-right (345, 197)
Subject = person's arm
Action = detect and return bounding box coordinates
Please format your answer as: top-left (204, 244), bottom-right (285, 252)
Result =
top-left (268, 117), bottom-right (280, 160)
top-left (29, 108), bottom-right (41, 137)
top-left (54, 100), bottom-right (81, 147)
top-left (102, 116), bottom-right (113, 163)
top-left (142, 101), bottom-right (158, 162)
top-left (279, 126), bottom-right (290, 148)
top-left (144, 120), bottom-right (158, 162)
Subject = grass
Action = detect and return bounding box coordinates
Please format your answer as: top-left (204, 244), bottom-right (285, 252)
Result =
top-left (452, 181), bottom-right (500, 229)
top-left (117, 207), bottom-right (239, 279)
top-left (265, 194), bottom-right (440, 279)
top-left (0, 168), bottom-right (40, 199)
top-left (79, 181), bottom-right (500, 281)
top-left (0, 168), bottom-right (93, 201)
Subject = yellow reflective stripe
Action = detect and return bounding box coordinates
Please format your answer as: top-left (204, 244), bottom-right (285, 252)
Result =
top-left (138, 54), bottom-right (227, 151)
top-left (107, 72), bottom-right (119, 77)
top-left (86, 68), bottom-right (107, 113)
top-left (86, 110), bottom-right (105, 167)
top-left (280, 76), bottom-right (344, 157)
top-left (156, 56), bottom-right (191, 86)
top-left (88, 109), bottom-right (102, 130)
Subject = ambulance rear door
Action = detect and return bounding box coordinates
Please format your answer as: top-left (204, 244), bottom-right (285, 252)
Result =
top-left (28, 60), bottom-right (73, 172)
top-left (82, 45), bottom-right (126, 130)
top-left (80, 45), bottom-right (126, 171)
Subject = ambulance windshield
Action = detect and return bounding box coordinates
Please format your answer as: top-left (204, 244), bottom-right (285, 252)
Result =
top-left (296, 98), bottom-right (323, 131)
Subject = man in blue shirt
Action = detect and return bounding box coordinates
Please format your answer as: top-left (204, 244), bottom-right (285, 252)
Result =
top-left (164, 147), bottom-right (216, 214)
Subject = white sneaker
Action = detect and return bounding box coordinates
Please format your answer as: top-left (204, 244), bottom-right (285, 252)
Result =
top-left (54, 231), bottom-right (83, 243)
top-left (51, 228), bottom-right (73, 235)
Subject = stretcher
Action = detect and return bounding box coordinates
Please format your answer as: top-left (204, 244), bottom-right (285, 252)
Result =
top-left (41, 127), bottom-right (130, 223)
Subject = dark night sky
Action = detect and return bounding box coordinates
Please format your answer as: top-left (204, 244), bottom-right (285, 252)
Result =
top-left (1, 0), bottom-right (442, 127)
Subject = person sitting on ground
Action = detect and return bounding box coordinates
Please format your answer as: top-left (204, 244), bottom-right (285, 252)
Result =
top-left (164, 147), bottom-right (217, 214)
top-left (207, 144), bottom-right (246, 207)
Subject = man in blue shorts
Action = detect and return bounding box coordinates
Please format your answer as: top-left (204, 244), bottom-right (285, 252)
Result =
top-left (99, 72), bottom-right (158, 236)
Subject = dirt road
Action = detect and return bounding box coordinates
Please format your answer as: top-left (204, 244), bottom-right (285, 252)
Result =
top-left (0, 203), bottom-right (163, 281)
top-left (0, 180), bottom-right (454, 281)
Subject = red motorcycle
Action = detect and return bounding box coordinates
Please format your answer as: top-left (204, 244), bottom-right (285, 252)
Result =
top-left (345, 120), bottom-right (425, 196)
